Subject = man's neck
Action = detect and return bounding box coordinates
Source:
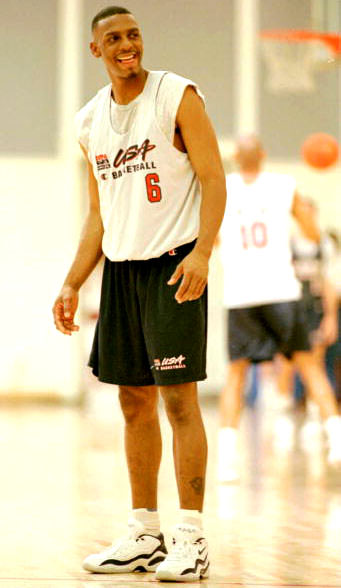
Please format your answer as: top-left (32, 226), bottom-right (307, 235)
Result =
top-left (240, 168), bottom-right (262, 184)
top-left (111, 69), bottom-right (148, 105)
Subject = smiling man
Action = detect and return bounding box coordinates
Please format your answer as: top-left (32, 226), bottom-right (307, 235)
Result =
top-left (52, 5), bottom-right (226, 583)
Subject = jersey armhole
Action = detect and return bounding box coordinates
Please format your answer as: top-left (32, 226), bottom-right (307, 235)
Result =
top-left (155, 73), bottom-right (205, 145)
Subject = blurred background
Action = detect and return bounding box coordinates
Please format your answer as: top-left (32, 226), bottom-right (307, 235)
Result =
top-left (1, 0), bottom-right (340, 402)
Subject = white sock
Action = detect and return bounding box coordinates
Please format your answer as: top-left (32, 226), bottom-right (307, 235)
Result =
top-left (218, 426), bottom-right (238, 450)
top-left (132, 508), bottom-right (160, 535)
top-left (275, 394), bottom-right (293, 413)
top-left (179, 509), bottom-right (203, 529)
top-left (324, 415), bottom-right (341, 441)
top-left (306, 400), bottom-right (320, 421)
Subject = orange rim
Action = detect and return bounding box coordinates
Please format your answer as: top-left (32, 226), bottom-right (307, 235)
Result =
top-left (260, 30), bottom-right (341, 54)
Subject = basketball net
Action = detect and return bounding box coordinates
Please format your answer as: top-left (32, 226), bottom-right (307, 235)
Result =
top-left (260, 30), bottom-right (341, 93)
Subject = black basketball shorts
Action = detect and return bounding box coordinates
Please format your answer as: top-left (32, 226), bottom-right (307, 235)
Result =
top-left (89, 241), bottom-right (207, 386)
top-left (228, 300), bottom-right (311, 363)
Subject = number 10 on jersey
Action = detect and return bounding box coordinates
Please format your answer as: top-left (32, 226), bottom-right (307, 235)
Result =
top-left (145, 173), bottom-right (162, 202)
top-left (241, 222), bottom-right (268, 249)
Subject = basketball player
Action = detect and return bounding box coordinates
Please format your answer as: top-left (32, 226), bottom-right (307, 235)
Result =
top-left (52, 6), bottom-right (226, 582)
top-left (218, 135), bottom-right (341, 482)
top-left (275, 205), bottom-right (339, 451)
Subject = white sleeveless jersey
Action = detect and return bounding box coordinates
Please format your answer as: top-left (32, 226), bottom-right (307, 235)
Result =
top-left (220, 172), bottom-right (301, 308)
top-left (75, 71), bottom-right (203, 261)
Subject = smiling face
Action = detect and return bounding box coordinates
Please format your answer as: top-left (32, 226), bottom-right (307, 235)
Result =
top-left (90, 13), bottom-right (144, 81)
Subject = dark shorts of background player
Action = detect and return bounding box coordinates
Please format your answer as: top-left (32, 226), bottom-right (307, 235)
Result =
top-left (301, 281), bottom-right (323, 336)
top-left (228, 300), bottom-right (311, 363)
top-left (89, 240), bottom-right (207, 387)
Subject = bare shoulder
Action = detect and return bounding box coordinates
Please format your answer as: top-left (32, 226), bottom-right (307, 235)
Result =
top-left (176, 86), bottom-right (211, 137)
top-left (177, 85), bottom-right (205, 117)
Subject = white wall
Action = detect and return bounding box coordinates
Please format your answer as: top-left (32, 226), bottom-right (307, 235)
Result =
top-left (0, 158), bottom-right (82, 399)
top-left (269, 160), bottom-right (341, 229)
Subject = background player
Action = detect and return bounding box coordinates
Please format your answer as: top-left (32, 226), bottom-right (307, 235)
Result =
top-left (274, 201), bottom-right (339, 451)
top-left (217, 134), bottom-right (341, 482)
top-left (52, 5), bottom-right (226, 582)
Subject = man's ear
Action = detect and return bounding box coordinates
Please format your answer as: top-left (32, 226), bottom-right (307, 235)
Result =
top-left (90, 41), bottom-right (101, 58)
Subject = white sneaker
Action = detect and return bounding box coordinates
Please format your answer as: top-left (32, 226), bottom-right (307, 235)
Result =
top-left (327, 442), bottom-right (341, 467)
top-left (82, 519), bottom-right (167, 573)
top-left (299, 418), bottom-right (323, 452)
top-left (324, 416), bottom-right (341, 467)
top-left (155, 524), bottom-right (209, 582)
top-left (273, 415), bottom-right (295, 452)
top-left (217, 427), bottom-right (240, 483)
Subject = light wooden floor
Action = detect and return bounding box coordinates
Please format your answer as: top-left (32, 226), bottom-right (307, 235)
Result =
top-left (1, 388), bottom-right (341, 588)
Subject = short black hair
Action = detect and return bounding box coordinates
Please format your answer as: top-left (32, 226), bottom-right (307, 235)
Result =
top-left (91, 6), bottom-right (132, 31)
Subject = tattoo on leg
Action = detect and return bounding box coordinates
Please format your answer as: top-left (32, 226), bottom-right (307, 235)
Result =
top-left (190, 477), bottom-right (204, 495)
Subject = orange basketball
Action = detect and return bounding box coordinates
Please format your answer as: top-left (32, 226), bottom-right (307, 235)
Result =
top-left (301, 133), bottom-right (339, 169)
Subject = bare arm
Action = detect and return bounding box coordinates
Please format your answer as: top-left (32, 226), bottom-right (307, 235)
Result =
top-left (168, 87), bottom-right (226, 303)
top-left (291, 192), bottom-right (320, 242)
top-left (52, 147), bottom-right (104, 335)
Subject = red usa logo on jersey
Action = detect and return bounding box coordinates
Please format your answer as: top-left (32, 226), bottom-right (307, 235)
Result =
top-left (113, 139), bottom-right (156, 168)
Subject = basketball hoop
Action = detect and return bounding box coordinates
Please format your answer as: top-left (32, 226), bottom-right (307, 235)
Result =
top-left (260, 30), bottom-right (341, 93)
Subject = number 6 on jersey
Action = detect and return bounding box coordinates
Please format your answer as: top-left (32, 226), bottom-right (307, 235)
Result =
top-left (145, 173), bottom-right (162, 202)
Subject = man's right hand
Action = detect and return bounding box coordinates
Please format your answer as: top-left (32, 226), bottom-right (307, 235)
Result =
top-left (53, 286), bottom-right (80, 336)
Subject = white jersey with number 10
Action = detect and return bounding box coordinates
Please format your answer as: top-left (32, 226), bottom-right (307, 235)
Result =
top-left (220, 172), bottom-right (301, 308)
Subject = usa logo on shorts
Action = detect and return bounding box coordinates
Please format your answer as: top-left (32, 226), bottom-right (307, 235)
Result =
top-left (152, 355), bottom-right (186, 371)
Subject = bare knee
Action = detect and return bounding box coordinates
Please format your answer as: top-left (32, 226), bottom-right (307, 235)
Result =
top-left (119, 386), bottom-right (158, 425)
top-left (228, 358), bottom-right (250, 379)
top-left (161, 383), bottom-right (199, 426)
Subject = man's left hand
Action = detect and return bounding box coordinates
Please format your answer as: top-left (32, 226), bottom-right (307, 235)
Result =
top-left (168, 249), bottom-right (209, 303)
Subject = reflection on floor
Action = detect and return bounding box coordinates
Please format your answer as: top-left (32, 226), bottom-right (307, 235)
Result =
top-left (0, 388), bottom-right (340, 588)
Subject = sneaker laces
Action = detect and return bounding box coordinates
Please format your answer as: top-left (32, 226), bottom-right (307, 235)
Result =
top-left (166, 537), bottom-right (196, 562)
top-left (106, 521), bottom-right (147, 557)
